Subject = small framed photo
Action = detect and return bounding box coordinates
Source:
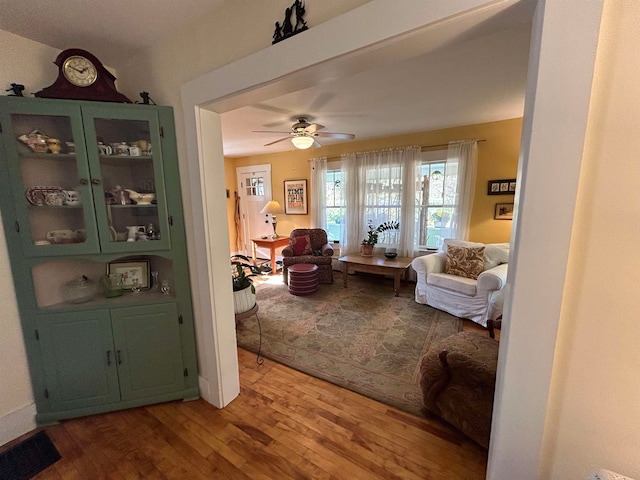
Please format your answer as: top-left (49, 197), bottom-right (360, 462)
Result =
top-left (284, 179), bottom-right (308, 215)
top-left (494, 203), bottom-right (514, 220)
top-left (107, 260), bottom-right (150, 289)
top-left (488, 178), bottom-right (516, 195)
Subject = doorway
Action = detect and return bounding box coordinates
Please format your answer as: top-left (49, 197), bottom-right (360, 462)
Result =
top-left (235, 164), bottom-right (272, 259)
top-left (180, 2), bottom-right (602, 477)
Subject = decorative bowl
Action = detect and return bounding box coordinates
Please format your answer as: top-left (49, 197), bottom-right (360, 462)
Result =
top-left (384, 252), bottom-right (398, 259)
top-left (131, 193), bottom-right (155, 205)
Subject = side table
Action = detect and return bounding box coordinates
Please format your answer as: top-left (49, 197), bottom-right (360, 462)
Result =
top-left (251, 236), bottom-right (290, 275)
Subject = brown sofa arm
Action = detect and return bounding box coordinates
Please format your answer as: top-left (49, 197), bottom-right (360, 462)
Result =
top-left (281, 245), bottom-right (294, 257)
top-left (421, 350), bottom-right (452, 413)
top-left (320, 243), bottom-right (334, 256)
top-left (445, 351), bottom-right (498, 387)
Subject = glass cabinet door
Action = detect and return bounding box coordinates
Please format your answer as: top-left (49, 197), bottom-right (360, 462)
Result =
top-left (1, 102), bottom-right (100, 257)
top-left (82, 105), bottom-right (171, 253)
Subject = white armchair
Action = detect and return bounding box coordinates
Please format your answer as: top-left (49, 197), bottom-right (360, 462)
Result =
top-left (411, 239), bottom-right (510, 327)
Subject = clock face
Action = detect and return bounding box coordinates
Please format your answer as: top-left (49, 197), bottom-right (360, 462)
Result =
top-left (62, 56), bottom-right (98, 87)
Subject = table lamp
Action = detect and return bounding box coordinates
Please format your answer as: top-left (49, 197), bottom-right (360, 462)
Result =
top-left (260, 200), bottom-right (283, 238)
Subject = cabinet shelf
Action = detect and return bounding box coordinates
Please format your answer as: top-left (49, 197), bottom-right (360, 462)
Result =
top-left (99, 155), bottom-right (153, 161)
top-left (40, 291), bottom-right (176, 312)
top-left (108, 204), bottom-right (157, 209)
top-left (27, 204), bottom-right (83, 209)
top-left (19, 153), bottom-right (77, 160)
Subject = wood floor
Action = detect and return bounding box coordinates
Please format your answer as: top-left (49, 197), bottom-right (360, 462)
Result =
top-left (9, 345), bottom-right (488, 480)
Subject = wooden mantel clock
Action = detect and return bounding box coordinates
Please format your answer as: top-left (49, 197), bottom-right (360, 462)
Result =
top-left (35, 48), bottom-right (132, 103)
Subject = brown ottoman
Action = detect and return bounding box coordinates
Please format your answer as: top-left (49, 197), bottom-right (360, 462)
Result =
top-left (288, 264), bottom-right (319, 296)
top-left (419, 331), bottom-right (499, 448)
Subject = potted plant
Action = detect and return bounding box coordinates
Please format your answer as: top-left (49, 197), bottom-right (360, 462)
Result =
top-left (360, 221), bottom-right (399, 256)
top-left (231, 255), bottom-right (261, 314)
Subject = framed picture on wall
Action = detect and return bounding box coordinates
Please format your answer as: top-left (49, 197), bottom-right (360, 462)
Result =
top-left (494, 203), bottom-right (514, 220)
top-left (488, 178), bottom-right (516, 195)
top-left (284, 179), bottom-right (308, 214)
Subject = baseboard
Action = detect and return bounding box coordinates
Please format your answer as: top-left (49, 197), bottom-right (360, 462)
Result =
top-left (0, 402), bottom-right (37, 447)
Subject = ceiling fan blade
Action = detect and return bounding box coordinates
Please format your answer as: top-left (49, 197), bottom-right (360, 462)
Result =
top-left (250, 103), bottom-right (293, 115)
top-left (312, 138), bottom-right (323, 148)
top-left (304, 123), bottom-right (325, 133)
top-left (264, 136), bottom-right (292, 146)
top-left (253, 130), bottom-right (292, 134)
top-left (307, 92), bottom-right (335, 112)
top-left (315, 132), bottom-right (356, 140)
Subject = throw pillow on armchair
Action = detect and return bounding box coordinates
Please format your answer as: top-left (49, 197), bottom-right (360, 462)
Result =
top-left (290, 235), bottom-right (312, 256)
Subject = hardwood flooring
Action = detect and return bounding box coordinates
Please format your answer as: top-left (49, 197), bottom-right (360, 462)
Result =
top-left (8, 345), bottom-right (488, 480)
top-left (7, 272), bottom-right (492, 479)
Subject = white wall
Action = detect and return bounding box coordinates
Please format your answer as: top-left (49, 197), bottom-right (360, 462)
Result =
top-left (541, 0), bottom-right (640, 477)
top-left (0, 30), bottom-right (59, 446)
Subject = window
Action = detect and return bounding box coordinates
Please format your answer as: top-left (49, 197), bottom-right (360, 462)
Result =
top-left (362, 164), bottom-right (401, 246)
top-left (416, 157), bottom-right (456, 249)
top-left (321, 147), bottom-right (464, 251)
top-left (244, 175), bottom-right (264, 196)
top-left (325, 168), bottom-right (344, 242)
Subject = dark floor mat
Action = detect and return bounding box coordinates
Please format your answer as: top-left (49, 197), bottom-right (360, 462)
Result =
top-left (0, 431), bottom-right (61, 480)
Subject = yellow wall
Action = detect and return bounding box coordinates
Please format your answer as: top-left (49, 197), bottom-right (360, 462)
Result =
top-left (226, 117), bottom-right (522, 246)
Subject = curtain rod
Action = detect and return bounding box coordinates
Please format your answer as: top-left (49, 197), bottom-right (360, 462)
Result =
top-left (313, 139), bottom-right (486, 162)
top-left (420, 138), bottom-right (486, 150)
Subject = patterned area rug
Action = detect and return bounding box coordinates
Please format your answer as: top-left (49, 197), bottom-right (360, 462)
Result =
top-left (235, 271), bottom-right (462, 416)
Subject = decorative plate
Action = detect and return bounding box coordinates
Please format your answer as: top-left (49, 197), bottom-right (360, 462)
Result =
top-left (25, 186), bottom-right (64, 206)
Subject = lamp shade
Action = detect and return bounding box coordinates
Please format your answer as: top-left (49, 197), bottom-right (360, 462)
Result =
top-left (260, 200), bottom-right (283, 215)
top-left (291, 135), bottom-right (314, 149)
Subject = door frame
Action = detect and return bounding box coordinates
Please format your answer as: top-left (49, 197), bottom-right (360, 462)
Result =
top-left (179, 2), bottom-right (603, 477)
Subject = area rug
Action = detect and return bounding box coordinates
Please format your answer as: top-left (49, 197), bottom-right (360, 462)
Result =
top-left (0, 431), bottom-right (60, 480)
top-left (236, 272), bottom-right (462, 416)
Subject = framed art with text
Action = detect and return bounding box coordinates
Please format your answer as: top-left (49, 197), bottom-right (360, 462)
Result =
top-left (284, 179), bottom-right (308, 214)
top-left (488, 178), bottom-right (517, 195)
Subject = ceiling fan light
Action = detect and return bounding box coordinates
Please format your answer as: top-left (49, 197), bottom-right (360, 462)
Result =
top-left (291, 135), bottom-right (315, 149)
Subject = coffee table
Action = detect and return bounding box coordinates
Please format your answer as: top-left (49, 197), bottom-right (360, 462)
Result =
top-left (338, 254), bottom-right (414, 296)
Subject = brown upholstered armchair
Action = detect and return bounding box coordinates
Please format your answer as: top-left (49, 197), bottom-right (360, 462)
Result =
top-left (281, 229), bottom-right (334, 285)
top-left (419, 331), bottom-right (498, 448)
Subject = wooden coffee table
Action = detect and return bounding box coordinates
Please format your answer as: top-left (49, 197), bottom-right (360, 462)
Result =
top-left (338, 254), bottom-right (414, 296)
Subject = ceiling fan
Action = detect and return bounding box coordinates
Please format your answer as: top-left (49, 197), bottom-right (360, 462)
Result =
top-left (253, 117), bottom-right (355, 149)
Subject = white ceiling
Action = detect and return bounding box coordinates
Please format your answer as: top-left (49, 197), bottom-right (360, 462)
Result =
top-left (0, 0), bottom-right (226, 66)
top-left (1, 0), bottom-right (534, 158)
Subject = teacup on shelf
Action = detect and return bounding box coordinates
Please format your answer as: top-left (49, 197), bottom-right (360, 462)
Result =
top-left (44, 192), bottom-right (65, 206)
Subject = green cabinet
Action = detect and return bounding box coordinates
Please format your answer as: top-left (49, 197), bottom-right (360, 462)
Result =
top-left (0, 96), bottom-right (199, 425)
top-left (37, 304), bottom-right (185, 414)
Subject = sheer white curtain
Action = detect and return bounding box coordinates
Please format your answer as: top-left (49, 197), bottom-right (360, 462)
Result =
top-left (340, 146), bottom-right (421, 256)
top-left (341, 152), bottom-right (363, 254)
top-left (446, 140), bottom-right (477, 240)
top-left (399, 147), bottom-right (422, 256)
top-left (309, 157), bottom-right (327, 228)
